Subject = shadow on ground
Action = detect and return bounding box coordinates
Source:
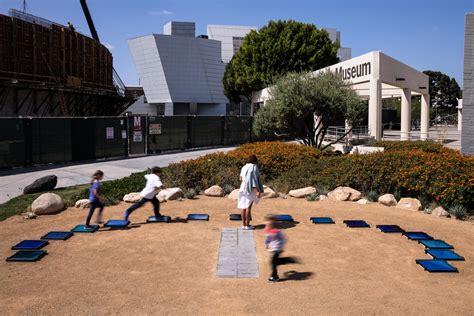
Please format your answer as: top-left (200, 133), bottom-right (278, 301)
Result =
top-left (280, 270), bottom-right (314, 282)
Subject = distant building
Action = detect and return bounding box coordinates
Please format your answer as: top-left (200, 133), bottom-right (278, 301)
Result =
top-left (207, 25), bottom-right (257, 63)
top-left (461, 13), bottom-right (474, 155)
top-left (322, 28), bottom-right (352, 61)
top-left (128, 22), bottom-right (227, 116)
top-left (127, 21), bottom-right (352, 116)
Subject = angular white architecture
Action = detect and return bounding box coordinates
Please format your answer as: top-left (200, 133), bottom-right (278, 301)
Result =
top-left (252, 51), bottom-right (429, 141)
top-left (207, 25), bottom-right (257, 63)
top-left (128, 22), bottom-right (227, 116)
top-left (128, 21), bottom-right (352, 116)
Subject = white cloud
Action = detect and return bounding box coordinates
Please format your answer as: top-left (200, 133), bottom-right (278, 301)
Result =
top-left (147, 9), bottom-right (173, 16)
top-left (104, 43), bottom-right (115, 51)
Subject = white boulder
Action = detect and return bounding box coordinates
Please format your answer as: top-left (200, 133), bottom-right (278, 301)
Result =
top-left (357, 198), bottom-right (369, 205)
top-left (328, 186), bottom-right (362, 201)
top-left (204, 185), bottom-right (225, 197)
top-left (396, 198), bottom-right (422, 211)
top-left (262, 186), bottom-right (278, 199)
top-left (378, 194), bottom-right (397, 207)
top-left (123, 192), bottom-right (141, 203)
top-left (31, 193), bottom-right (64, 215)
top-left (289, 187), bottom-right (316, 198)
top-left (431, 206), bottom-right (450, 218)
top-left (75, 199), bottom-right (90, 208)
top-left (228, 189), bottom-right (239, 200)
top-left (318, 194), bottom-right (328, 201)
top-left (158, 188), bottom-right (184, 201)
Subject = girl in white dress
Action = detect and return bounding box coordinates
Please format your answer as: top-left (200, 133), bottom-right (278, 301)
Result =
top-left (238, 155), bottom-right (264, 230)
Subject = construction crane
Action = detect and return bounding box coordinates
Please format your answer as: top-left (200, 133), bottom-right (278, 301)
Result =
top-left (79, 0), bottom-right (133, 100)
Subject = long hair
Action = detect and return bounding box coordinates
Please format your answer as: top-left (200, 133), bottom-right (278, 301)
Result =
top-left (90, 170), bottom-right (104, 184)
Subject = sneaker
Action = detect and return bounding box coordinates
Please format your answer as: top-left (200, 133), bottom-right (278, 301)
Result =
top-left (268, 276), bottom-right (280, 282)
top-left (247, 225), bottom-right (255, 230)
top-left (242, 226), bottom-right (249, 230)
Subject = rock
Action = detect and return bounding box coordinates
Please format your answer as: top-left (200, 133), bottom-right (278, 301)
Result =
top-left (204, 185), bottom-right (225, 197)
top-left (327, 187), bottom-right (361, 201)
top-left (157, 195), bottom-right (166, 203)
top-left (396, 198), bottom-right (422, 211)
top-left (288, 187), bottom-right (316, 198)
top-left (75, 199), bottom-right (90, 208)
top-left (158, 188), bottom-right (183, 201)
top-left (357, 198), bottom-right (369, 205)
top-left (23, 211), bottom-right (37, 219)
top-left (31, 193), bottom-right (64, 215)
top-left (23, 175), bottom-right (57, 194)
top-left (228, 189), bottom-right (239, 200)
top-left (431, 206), bottom-right (450, 218)
top-left (319, 194), bottom-right (328, 201)
top-left (262, 186), bottom-right (278, 199)
top-left (378, 194), bottom-right (397, 206)
top-left (123, 192), bottom-right (141, 203)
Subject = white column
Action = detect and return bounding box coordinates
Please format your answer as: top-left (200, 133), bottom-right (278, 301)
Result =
top-left (420, 93), bottom-right (430, 140)
top-left (368, 79), bottom-right (382, 140)
top-left (400, 88), bottom-right (411, 140)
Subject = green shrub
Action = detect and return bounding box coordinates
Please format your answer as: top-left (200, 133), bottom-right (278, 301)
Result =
top-left (222, 184), bottom-right (236, 194)
top-left (367, 190), bottom-right (379, 202)
top-left (449, 205), bottom-right (468, 220)
top-left (305, 193), bottom-right (319, 201)
top-left (373, 141), bottom-right (443, 153)
top-left (184, 188), bottom-right (197, 199)
top-left (98, 171), bottom-right (147, 202)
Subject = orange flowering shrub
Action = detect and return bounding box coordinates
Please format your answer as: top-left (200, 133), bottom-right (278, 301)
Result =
top-left (275, 150), bottom-right (474, 209)
top-left (227, 141), bottom-right (321, 179)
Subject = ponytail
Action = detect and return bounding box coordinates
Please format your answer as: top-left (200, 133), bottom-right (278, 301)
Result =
top-left (90, 170), bottom-right (104, 184)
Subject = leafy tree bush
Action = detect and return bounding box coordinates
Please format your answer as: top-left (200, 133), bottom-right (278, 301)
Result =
top-left (224, 20), bottom-right (339, 102)
top-left (252, 71), bottom-right (366, 148)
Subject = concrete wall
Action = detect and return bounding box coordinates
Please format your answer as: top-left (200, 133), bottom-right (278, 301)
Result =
top-left (462, 13), bottom-right (474, 155)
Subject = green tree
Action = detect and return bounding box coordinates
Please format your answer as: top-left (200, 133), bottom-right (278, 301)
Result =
top-left (223, 20), bottom-right (339, 102)
top-left (253, 71), bottom-right (365, 149)
top-left (423, 70), bottom-right (462, 118)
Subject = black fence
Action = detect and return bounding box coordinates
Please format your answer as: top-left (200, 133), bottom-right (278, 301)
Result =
top-left (0, 116), bottom-right (259, 169)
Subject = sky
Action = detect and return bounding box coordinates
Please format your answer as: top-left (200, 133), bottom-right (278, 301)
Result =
top-left (1, 0), bottom-right (473, 86)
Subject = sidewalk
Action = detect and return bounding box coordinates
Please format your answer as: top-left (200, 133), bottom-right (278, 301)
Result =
top-left (0, 146), bottom-right (235, 204)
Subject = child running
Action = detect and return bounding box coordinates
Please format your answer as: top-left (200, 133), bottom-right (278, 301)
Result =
top-left (264, 215), bottom-right (286, 282)
top-left (86, 170), bottom-right (106, 227)
top-left (123, 166), bottom-right (166, 221)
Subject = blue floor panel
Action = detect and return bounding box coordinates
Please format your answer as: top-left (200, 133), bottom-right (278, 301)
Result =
top-left (187, 214), bottom-right (209, 221)
top-left (376, 225), bottom-right (404, 233)
top-left (404, 232), bottom-right (433, 240)
top-left (104, 219), bottom-right (130, 228)
top-left (343, 220), bottom-right (370, 228)
top-left (275, 214), bottom-right (293, 222)
top-left (426, 249), bottom-right (465, 261)
top-left (419, 239), bottom-right (454, 250)
top-left (71, 224), bottom-right (99, 233)
top-left (147, 215), bottom-right (171, 223)
top-left (12, 240), bottom-right (49, 250)
top-left (416, 259), bottom-right (458, 272)
top-left (310, 217), bottom-right (335, 224)
top-left (6, 250), bottom-right (47, 262)
top-left (229, 214), bottom-right (241, 221)
top-left (41, 231), bottom-right (73, 240)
